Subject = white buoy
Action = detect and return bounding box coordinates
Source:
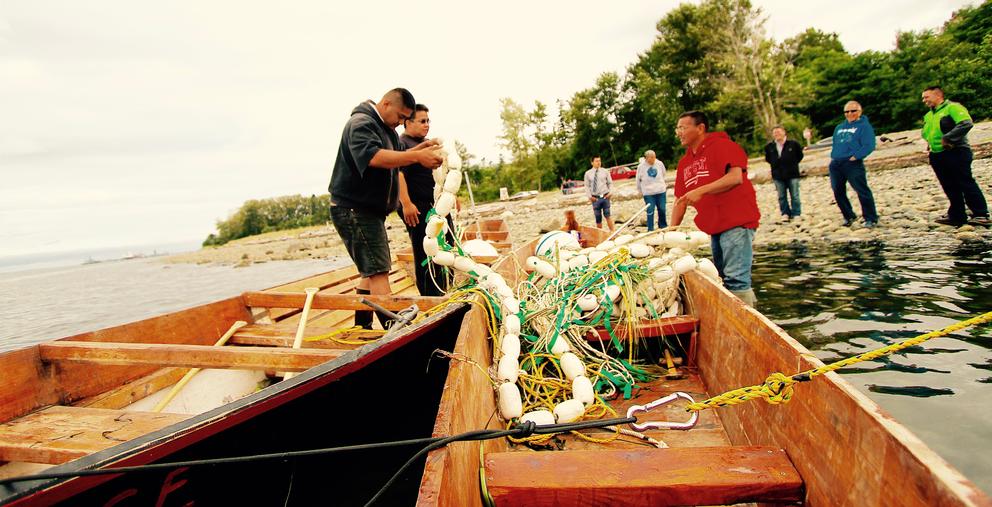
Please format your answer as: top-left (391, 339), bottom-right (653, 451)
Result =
top-left (653, 266), bottom-right (675, 282)
top-left (589, 251), bottom-right (608, 264)
top-left (498, 383), bottom-right (523, 419)
top-left (525, 256), bottom-right (540, 270)
top-left (447, 148), bottom-right (463, 170)
top-left (504, 314), bottom-right (521, 335)
top-left (689, 230), bottom-right (710, 247)
top-left (696, 258), bottom-right (720, 280)
top-left (553, 399), bottom-right (585, 423)
top-left (433, 250), bottom-right (455, 267)
top-left (534, 259), bottom-right (557, 279)
top-left (595, 240), bottom-right (616, 252)
top-left (473, 264), bottom-right (494, 277)
top-left (672, 254), bottom-right (697, 274)
top-left (568, 254), bottom-right (589, 271)
top-left (500, 334), bottom-right (521, 358)
top-left (602, 284), bottom-right (621, 302)
top-left (572, 376), bottom-right (595, 405)
top-left (443, 170), bottom-right (462, 193)
top-left (646, 233), bottom-right (667, 246)
top-left (576, 293), bottom-right (599, 312)
top-left (535, 231), bottom-right (580, 256)
top-left (453, 256), bottom-right (476, 273)
top-left (497, 355), bottom-right (519, 383)
top-left (628, 243), bottom-right (652, 258)
top-left (423, 236), bottom-right (440, 256)
top-left (614, 234), bottom-right (634, 246)
top-left (664, 231), bottom-right (691, 249)
top-left (559, 352), bottom-right (584, 380)
top-left (425, 216), bottom-right (446, 238)
top-left (550, 335), bottom-right (571, 355)
top-left (502, 296), bottom-right (521, 316)
top-left (520, 410), bottom-right (555, 426)
top-left (435, 192), bottom-right (456, 217)
top-left (462, 239), bottom-right (499, 257)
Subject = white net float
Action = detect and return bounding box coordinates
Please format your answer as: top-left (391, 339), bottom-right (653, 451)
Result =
top-left (535, 230), bottom-right (580, 257)
top-left (520, 409), bottom-right (555, 426)
top-left (497, 355), bottom-right (520, 383)
top-left (560, 352), bottom-right (584, 380)
top-left (433, 250), bottom-right (455, 267)
top-left (553, 399), bottom-right (585, 423)
top-left (572, 376), bottom-right (595, 405)
top-left (500, 334), bottom-right (521, 358)
top-left (434, 192), bottom-right (456, 217)
top-left (423, 236), bottom-right (440, 256)
top-left (498, 383), bottom-right (523, 419)
top-left (443, 170), bottom-right (462, 193)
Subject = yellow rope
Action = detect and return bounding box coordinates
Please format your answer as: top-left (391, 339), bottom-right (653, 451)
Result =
top-left (686, 310), bottom-right (992, 412)
top-left (305, 326), bottom-right (384, 345)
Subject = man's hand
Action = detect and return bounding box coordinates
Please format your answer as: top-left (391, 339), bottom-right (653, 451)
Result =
top-left (417, 148), bottom-right (444, 169)
top-left (401, 201), bottom-right (420, 227)
top-left (589, 196), bottom-right (597, 203)
top-left (603, 193), bottom-right (610, 200)
top-left (849, 156), bottom-right (857, 161)
top-left (941, 137), bottom-right (951, 149)
top-left (676, 188), bottom-right (706, 207)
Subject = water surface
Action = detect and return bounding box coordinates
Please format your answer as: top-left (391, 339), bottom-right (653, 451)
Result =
top-left (754, 237), bottom-right (992, 494)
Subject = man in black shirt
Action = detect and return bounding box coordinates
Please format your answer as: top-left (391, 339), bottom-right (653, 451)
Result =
top-left (397, 104), bottom-right (452, 296)
top-left (763, 126), bottom-right (804, 221)
top-left (328, 88), bottom-right (443, 328)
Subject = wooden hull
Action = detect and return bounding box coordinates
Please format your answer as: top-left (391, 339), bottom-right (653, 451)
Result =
top-left (0, 264), bottom-right (467, 506)
top-left (417, 226), bottom-right (992, 506)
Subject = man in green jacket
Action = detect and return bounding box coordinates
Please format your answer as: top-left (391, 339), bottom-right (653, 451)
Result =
top-left (921, 86), bottom-right (989, 227)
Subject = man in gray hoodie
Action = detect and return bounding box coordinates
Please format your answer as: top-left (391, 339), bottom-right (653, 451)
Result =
top-left (328, 88), bottom-right (443, 328)
top-left (636, 150), bottom-right (668, 231)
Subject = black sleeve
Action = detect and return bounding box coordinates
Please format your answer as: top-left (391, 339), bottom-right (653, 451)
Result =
top-left (793, 140), bottom-right (804, 162)
top-left (763, 144), bottom-right (773, 164)
top-left (943, 119), bottom-right (973, 145)
top-left (348, 121), bottom-right (384, 177)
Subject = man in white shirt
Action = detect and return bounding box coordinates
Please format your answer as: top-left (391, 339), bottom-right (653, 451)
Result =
top-left (636, 150), bottom-right (667, 231)
top-left (583, 156), bottom-right (615, 232)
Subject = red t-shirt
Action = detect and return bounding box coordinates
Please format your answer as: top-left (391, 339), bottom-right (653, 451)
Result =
top-left (674, 132), bottom-right (761, 235)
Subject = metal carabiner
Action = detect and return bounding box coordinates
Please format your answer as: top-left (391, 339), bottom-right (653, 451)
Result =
top-left (627, 392), bottom-right (699, 431)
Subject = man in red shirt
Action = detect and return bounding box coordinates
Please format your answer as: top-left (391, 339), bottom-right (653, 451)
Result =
top-left (671, 111), bottom-right (760, 306)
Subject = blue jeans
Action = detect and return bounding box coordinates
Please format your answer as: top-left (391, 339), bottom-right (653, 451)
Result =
top-left (773, 178), bottom-right (801, 217)
top-left (710, 227), bottom-right (755, 291)
top-left (829, 159), bottom-right (878, 223)
top-left (642, 193), bottom-right (667, 231)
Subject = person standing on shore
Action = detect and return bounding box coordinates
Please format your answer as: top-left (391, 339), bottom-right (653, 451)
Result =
top-left (921, 86), bottom-right (990, 227)
top-left (584, 156), bottom-right (615, 232)
top-left (829, 101), bottom-right (879, 228)
top-left (636, 150), bottom-right (668, 231)
top-left (396, 104), bottom-right (453, 296)
top-left (328, 88), bottom-right (443, 329)
top-left (671, 111), bottom-right (760, 306)
top-left (764, 126), bottom-right (804, 222)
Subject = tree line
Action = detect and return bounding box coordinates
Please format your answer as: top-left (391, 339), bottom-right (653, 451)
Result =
top-left (466, 0), bottom-right (992, 196)
top-left (204, 0), bottom-right (990, 245)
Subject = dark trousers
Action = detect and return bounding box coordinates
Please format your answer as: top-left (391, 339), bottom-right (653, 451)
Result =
top-left (929, 148), bottom-right (989, 222)
top-left (402, 203), bottom-right (453, 297)
top-left (829, 159), bottom-right (878, 223)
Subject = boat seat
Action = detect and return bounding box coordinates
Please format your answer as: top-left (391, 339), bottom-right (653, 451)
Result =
top-left (39, 341), bottom-right (343, 371)
top-left (585, 316), bottom-right (699, 341)
top-left (0, 406), bottom-right (189, 465)
top-left (484, 446), bottom-right (803, 506)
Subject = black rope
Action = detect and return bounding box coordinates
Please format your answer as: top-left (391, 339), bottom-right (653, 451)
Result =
top-left (0, 416), bottom-right (637, 505)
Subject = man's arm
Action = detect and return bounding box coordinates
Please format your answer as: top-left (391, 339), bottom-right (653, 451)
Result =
top-left (794, 140), bottom-right (804, 162)
top-left (853, 122), bottom-right (876, 160)
top-left (397, 172), bottom-right (420, 227)
top-left (675, 166), bottom-right (744, 207)
top-left (408, 138), bottom-right (440, 152)
top-left (604, 171), bottom-right (613, 197)
top-left (942, 119), bottom-right (973, 147)
top-left (764, 144), bottom-right (773, 165)
top-left (369, 147), bottom-right (443, 170)
top-left (584, 171), bottom-right (594, 201)
top-left (671, 197), bottom-right (688, 227)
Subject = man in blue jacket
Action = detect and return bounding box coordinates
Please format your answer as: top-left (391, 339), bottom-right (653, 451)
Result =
top-left (829, 101), bottom-right (878, 227)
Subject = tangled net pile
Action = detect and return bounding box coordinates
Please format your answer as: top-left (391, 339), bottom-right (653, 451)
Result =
top-left (423, 141), bottom-right (721, 440)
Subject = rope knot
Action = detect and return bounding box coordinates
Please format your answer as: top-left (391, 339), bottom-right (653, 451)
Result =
top-left (514, 420), bottom-right (537, 438)
top-left (762, 372), bottom-right (795, 405)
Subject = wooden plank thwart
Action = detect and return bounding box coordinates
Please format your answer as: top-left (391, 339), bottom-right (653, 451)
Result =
top-left (40, 341), bottom-right (343, 372)
top-left (0, 406), bottom-right (189, 465)
top-left (242, 292), bottom-right (446, 312)
top-left (484, 446), bottom-right (803, 507)
top-left (586, 316), bottom-right (698, 341)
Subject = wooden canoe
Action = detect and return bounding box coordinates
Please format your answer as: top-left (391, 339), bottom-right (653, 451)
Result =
top-left (417, 226), bottom-right (992, 507)
top-left (0, 263), bottom-right (468, 506)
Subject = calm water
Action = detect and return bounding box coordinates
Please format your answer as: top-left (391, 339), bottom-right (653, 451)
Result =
top-left (753, 237), bottom-right (992, 494)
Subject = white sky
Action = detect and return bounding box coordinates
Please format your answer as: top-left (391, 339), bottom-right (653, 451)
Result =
top-left (0, 0), bottom-right (977, 256)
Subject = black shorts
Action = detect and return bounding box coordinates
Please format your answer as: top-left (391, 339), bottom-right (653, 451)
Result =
top-left (330, 206), bottom-right (391, 277)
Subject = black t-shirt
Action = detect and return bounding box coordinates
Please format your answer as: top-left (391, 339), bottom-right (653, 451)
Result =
top-left (399, 134), bottom-right (436, 206)
top-left (328, 101), bottom-right (401, 215)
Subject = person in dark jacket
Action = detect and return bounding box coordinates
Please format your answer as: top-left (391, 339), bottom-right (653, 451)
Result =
top-left (763, 126), bottom-right (804, 221)
top-left (921, 86), bottom-right (989, 227)
top-left (328, 88), bottom-right (443, 328)
top-left (829, 101), bottom-right (879, 228)
top-left (396, 104), bottom-right (453, 296)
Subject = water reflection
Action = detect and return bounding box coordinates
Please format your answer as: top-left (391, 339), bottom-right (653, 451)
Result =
top-left (753, 237), bottom-right (992, 493)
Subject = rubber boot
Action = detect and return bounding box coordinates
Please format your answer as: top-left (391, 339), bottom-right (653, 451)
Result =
top-left (730, 288), bottom-right (757, 308)
top-left (355, 288), bottom-right (373, 330)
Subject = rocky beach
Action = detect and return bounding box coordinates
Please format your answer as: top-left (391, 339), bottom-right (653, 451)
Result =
top-left (165, 123), bottom-right (992, 267)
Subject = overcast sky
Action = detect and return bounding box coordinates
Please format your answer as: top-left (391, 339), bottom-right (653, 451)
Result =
top-left (0, 0), bottom-right (977, 257)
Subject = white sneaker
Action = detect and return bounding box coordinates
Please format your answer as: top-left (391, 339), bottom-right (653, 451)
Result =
top-left (779, 214), bottom-right (790, 223)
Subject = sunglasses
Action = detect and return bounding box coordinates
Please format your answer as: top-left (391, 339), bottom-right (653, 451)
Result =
top-left (407, 118), bottom-right (430, 124)
top-left (844, 110), bottom-right (860, 113)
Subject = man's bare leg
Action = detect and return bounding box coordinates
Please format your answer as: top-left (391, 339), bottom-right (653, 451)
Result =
top-left (606, 217), bottom-right (616, 232)
top-left (363, 272), bottom-right (393, 329)
top-left (355, 277), bottom-right (374, 329)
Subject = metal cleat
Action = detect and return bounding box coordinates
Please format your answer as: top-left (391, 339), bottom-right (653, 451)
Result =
top-left (627, 392), bottom-right (698, 431)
